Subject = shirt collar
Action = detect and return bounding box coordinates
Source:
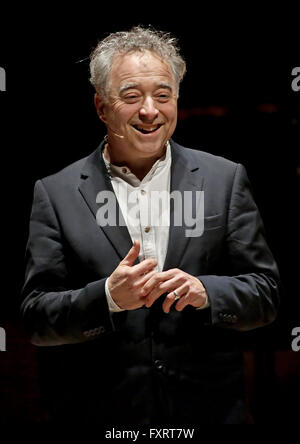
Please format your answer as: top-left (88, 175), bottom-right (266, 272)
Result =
top-left (102, 140), bottom-right (171, 185)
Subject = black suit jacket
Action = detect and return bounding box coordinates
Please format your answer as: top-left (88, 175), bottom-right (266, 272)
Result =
top-left (21, 139), bottom-right (280, 425)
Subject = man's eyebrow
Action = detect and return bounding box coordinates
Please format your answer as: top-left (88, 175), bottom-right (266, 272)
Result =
top-left (119, 83), bottom-right (138, 94)
top-left (156, 82), bottom-right (173, 91)
top-left (119, 82), bottom-right (174, 94)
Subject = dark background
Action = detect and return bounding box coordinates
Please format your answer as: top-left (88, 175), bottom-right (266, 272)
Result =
top-left (0, 5), bottom-right (299, 426)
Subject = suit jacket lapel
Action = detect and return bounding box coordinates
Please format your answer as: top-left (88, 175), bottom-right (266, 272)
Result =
top-left (163, 141), bottom-right (204, 271)
top-left (78, 141), bottom-right (133, 261)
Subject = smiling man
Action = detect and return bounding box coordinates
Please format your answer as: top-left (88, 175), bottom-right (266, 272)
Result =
top-left (21, 26), bottom-right (280, 427)
top-left (94, 50), bottom-right (177, 178)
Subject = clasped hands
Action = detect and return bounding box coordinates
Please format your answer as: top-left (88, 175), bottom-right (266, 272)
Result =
top-left (108, 240), bottom-right (208, 313)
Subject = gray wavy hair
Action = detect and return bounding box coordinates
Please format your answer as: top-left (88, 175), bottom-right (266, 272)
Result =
top-left (89, 26), bottom-right (186, 100)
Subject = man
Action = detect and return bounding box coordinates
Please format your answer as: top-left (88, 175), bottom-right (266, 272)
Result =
top-left (21, 26), bottom-right (280, 426)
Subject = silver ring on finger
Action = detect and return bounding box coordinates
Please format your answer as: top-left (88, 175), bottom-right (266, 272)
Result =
top-left (173, 290), bottom-right (180, 301)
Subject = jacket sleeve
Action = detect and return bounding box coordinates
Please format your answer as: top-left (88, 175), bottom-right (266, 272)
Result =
top-left (199, 163), bottom-right (281, 331)
top-left (21, 179), bottom-right (115, 346)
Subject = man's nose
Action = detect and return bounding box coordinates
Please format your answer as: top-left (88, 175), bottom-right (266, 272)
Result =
top-left (139, 97), bottom-right (159, 121)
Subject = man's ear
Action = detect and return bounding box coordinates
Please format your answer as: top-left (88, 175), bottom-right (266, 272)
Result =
top-left (94, 93), bottom-right (107, 123)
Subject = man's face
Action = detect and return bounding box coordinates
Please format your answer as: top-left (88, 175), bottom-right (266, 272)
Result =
top-left (95, 51), bottom-right (178, 160)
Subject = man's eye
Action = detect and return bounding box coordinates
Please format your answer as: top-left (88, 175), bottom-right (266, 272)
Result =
top-left (157, 94), bottom-right (170, 101)
top-left (124, 95), bottom-right (140, 103)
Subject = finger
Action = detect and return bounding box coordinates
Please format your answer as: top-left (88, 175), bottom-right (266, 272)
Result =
top-left (152, 275), bottom-right (186, 294)
top-left (142, 269), bottom-right (174, 294)
top-left (145, 275), bottom-right (186, 308)
top-left (121, 240), bottom-right (140, 266)
top-left (132, 257), bottom-right (158, 276)
top-left (175, 293), bottom-right (191, 311)
top-left (144, 274), bottom-right (176, 308)
top-left (163, 283), bottom-right (189, 313)
top-left (175, 279), bottom-right (207, 311)
top-left (135, 270), bottom-right (157, 293)
top-left (144, 286), bottom-right (166, 308)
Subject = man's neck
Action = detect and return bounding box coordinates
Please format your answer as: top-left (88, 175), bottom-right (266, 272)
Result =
top-left (103, 144), bottom-right (166, 181)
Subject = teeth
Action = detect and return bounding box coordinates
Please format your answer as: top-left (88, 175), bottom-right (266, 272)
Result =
top-left (133, 125), bottom-right (161, 133)
top-left (138, 126), bottom-right (156, 131)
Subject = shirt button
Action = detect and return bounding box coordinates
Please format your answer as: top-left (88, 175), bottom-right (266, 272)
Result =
top-left (141, 189), bottom-right (146, 195)
top-left (122, 167), bottom-right (127, 174)
top-left (154, 360), bottom-right (165, 371)
top-left (144, 226), bottom-right (151, 233)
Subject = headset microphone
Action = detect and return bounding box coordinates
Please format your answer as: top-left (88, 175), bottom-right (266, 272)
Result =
top-left (113, 132), bottom-right (125, 139)
top-left (107, 126), bottom-right (125, 139)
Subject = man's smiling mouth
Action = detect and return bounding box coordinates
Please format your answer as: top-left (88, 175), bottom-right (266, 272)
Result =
top-left (132, 124), bottom-right (163, 134)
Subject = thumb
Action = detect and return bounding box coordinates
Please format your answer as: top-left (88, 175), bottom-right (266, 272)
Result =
top-left (121, 240), bottom-right (140, 266)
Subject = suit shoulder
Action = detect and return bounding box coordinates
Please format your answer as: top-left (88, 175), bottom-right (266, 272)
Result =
top-left (173, 142), bottom-right (239, 174)
top-left (39, 155), bottom-right (89, 189)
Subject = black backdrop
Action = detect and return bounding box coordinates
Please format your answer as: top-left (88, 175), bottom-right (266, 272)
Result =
top-left (0, 5), bottom-right (299, 426)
